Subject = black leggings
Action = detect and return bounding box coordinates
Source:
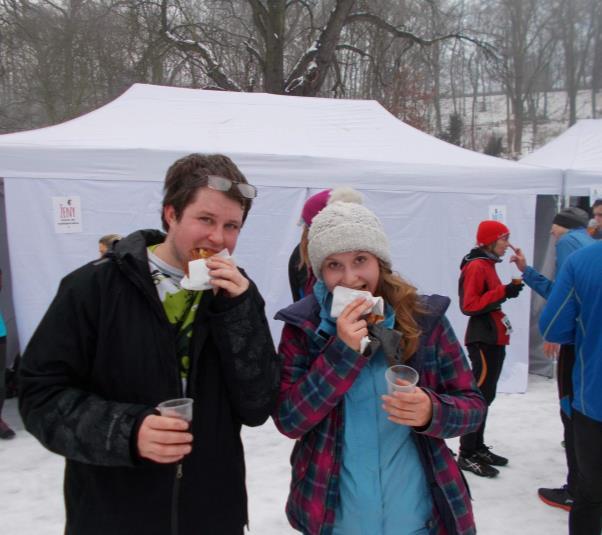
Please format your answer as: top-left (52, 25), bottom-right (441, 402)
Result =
top-left (460, 342), bottom-right (506, 455)
top-left (557, 345), bottom-right (578, 496)
top-left (570, 409), bottom-right (602, 535)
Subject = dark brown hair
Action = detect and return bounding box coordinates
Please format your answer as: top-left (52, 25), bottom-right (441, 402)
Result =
top-left (161, 153), bottom-right (253, 231)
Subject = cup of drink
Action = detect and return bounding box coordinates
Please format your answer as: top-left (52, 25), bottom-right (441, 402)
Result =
top-left (511, 276), bottom-right (522, 285)
top-left (157, 397), bottom-right (194, 422)
top-left (385, 364), bottom-right (419, 394)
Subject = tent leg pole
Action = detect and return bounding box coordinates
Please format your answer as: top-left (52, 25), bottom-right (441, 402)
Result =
top-left (560, 173), bottom-right (569, 209)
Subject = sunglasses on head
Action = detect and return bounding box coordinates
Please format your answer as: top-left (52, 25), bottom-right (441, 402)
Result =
top-left (207, 175), bottom-right (257, 199)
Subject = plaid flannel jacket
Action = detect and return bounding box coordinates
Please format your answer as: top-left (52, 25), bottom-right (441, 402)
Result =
top-left (272, 294), bottom-right (486, 535)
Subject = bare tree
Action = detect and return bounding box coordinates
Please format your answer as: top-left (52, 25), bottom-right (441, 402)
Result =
top-left (558, 0), bottom-right (596, 126)
top-left (488, 0), bottom-right (558, 154)
top-left (159, 0), bottom-right (494, 99)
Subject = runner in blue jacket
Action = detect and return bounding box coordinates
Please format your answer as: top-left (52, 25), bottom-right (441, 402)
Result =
top-left (539, 241), bottom-right (602, 535)
top-left (511, 206), bottom-right (594, 510)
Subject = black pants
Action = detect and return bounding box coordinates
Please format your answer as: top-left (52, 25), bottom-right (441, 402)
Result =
top-left (460, 343), bottom-right (506, 455)
top-left (557, 345), bottom-right (578, 496)
top-left (569, 409), bottom-right (602, 535)
top-left (0, 336), bottom-right (6, 415)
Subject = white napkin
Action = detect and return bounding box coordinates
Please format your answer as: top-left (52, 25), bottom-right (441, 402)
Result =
top-left (180, 249), bottom-right (231, 291)
top-left (330, 286), bottom-right (384, 318)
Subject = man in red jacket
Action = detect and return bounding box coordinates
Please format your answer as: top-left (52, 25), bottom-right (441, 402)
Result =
top-left (457, 220), bottom-right (524, 477)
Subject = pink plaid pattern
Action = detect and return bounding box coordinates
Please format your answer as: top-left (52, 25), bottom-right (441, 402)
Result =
top-left (273, 300), bottom-right (485, 535)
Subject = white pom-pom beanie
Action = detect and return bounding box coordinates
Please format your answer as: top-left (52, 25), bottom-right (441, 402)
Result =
top-left (308, 187), bottom-right (391, 279)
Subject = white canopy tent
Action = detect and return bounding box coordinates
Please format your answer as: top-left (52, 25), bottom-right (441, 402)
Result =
top-left (0, 84), bottom-right (563, 393)
top-left (521, 119), bottom-right (602, 196)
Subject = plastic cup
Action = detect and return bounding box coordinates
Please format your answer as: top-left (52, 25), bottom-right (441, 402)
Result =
top-left (385, 365), bottom-right (419, 394)
top-left (511, 276), bottom-right (522, 285)
top-left (157, 398), bottom-right (193, 422)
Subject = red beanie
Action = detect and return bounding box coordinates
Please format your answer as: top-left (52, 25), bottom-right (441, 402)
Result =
top-left (477, 220), bottom-right (510, 246)
top-left (301, 189), bottom-right (332, 226)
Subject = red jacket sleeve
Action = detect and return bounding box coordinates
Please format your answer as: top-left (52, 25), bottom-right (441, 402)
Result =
top-left (459, 260), bottom-right (506, 316)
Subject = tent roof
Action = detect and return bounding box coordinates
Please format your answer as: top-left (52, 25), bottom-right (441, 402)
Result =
top-left (521, 119), bottom-right (602, 172)
top-left (521, 119), bottom-right (602, 195)
top-left (0, 83), bottom-right (559, 193)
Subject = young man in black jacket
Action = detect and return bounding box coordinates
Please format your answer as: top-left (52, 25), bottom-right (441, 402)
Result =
top-left (19, 154), bottom-right (280, 535)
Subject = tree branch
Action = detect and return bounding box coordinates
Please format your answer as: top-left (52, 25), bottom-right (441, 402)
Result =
top-left (335, 43), bottom-right (372, 60)
top-left (245, 0), bottom-right (268, 40)
top-left (244, 40), bottom-right (265, 68)
top-left (160, 0), bottom-right (242, 91)
top-left (285, 0), bottom-right (315, 30)
top-left (284, 0), bottom-right (356, 96)
top-left (330, 55), bottom-right (345, 96)
top-left (345, 11), bottom-right (499, 61)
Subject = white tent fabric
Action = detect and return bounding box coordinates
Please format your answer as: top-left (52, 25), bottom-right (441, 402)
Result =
top-left (0, 83), bottom-right (563, 393)
top-left (521, 119), bottom-right (602, 196)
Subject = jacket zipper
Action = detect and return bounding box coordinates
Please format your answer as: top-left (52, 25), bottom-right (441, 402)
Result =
top-left (116, 250), bottom-right (197, 535)
top-left (171, 462), bottom-right (184, 535)
top-left (171, 339), bottom-right (185, 535)
top-left (115, 251), bottom-right (189, 535)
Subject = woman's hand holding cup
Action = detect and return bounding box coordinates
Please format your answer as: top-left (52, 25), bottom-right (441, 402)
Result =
top-left (381, 387), bottom-right (433, 428)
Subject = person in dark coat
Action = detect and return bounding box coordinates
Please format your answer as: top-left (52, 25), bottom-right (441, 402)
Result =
top-left (19, 153), bottom-right (280, 535)
top-left (288, 189), bottom-right (331, 301)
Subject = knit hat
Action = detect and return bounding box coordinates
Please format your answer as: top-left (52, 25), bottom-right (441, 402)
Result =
top-left (476, 220), bottom-right (510, 247)
top-left (552, 207), bottom-right (589, 230)
top-left (308, 187), bottom-right (391, 278)
top-left (301, 189), bottom-right (332, 227)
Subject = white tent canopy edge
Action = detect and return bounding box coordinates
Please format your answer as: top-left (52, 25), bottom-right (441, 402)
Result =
top-left (521, 118), bottom-right (602, 196)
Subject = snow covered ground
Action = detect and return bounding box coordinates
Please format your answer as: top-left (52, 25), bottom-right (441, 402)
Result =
top-left (1, 373), bottom-right (569, 535)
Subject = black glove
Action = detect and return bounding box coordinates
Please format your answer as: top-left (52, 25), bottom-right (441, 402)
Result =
top-left (505, 282), bottom-right (523, 299)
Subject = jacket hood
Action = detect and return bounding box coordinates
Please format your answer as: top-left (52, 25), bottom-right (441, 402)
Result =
top-left (111, 229), bottom-right (165, 264)
top-left (103, 229), bottom-right (167, 304)
top-left (460, 246), bottom-right (501, 270)
top-left (275, 294), bottom-right (320, 329)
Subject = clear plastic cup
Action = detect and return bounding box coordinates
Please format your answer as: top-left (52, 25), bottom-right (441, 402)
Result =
top-left (157, 398), bottom-right (193, 422)
top-left (385, 365), bottom-right (419, 394)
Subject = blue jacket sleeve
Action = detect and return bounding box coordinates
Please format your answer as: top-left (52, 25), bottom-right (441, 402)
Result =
top-left (524, 234), bottom-right (578, 299)
top-left (522, 266), bottom-right (553, 299)
top-left (539, 260), bottom-right (578, 344)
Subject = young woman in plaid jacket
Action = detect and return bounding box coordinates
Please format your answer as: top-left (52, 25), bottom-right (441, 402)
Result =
top-left (273, 189), bottom-right (486, 535)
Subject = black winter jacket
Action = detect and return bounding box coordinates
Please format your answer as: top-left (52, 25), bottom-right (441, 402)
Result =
top-left (19, 230), bottom-right (280, 535)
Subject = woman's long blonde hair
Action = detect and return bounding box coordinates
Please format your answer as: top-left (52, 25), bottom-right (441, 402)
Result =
top-left (376, 259), bottom-right (424, 362)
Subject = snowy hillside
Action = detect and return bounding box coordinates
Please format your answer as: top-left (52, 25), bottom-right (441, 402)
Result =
top-left (435, 89), bottom-right (602, 157)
